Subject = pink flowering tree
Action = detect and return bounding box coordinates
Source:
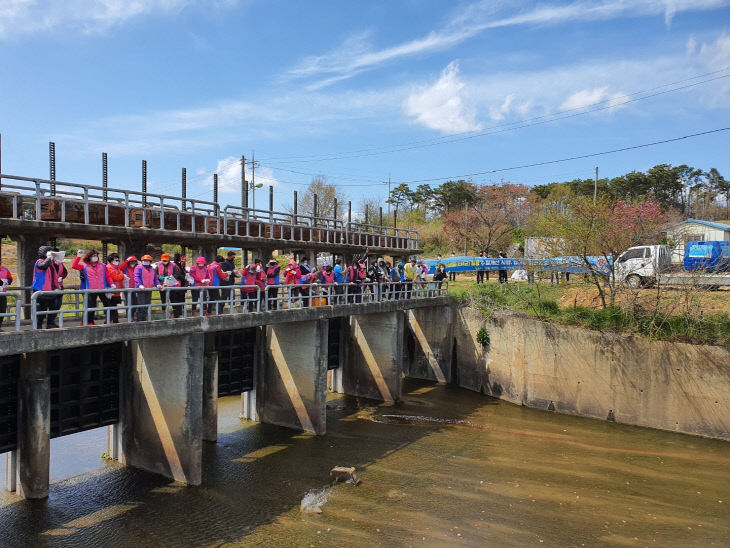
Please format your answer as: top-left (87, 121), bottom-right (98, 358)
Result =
top-left (538, 197), bottom-right (666, 307)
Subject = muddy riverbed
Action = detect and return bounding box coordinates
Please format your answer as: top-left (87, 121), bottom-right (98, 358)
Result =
top-left (1, 380), bottom-right (728, 546)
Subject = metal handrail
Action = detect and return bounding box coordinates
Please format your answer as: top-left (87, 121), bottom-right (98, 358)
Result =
top-left (0, 172), bottom-right (418, 247)
top-left (17, 281), bottom-right (448, 332)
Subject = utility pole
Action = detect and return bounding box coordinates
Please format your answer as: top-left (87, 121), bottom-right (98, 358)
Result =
top-left (387, 175), bottom-right (391, 215)
top-left (251, 151), bottom-right (256, 210)
top-left (594, 166), bottom-right (598, 204)
top-left (241, 155), bottom-right (247, 209)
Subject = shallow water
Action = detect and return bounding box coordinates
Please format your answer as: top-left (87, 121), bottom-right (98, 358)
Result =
top-left (1, 380), bottom-right (728, 546)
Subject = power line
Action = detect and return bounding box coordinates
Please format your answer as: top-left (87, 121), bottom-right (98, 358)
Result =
top-left (390, 126), bottom-right (730, 185)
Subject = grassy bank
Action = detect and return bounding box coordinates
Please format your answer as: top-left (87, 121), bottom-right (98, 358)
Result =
top-left (459, 281), bottom-right (730, 347)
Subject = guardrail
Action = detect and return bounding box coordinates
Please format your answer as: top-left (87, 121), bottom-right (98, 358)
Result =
top-left (0, 281), bottom-right (448, 332)
top-left (0, 173), bottom-right (419, 250)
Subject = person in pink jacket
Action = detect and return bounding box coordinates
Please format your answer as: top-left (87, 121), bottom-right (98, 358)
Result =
top-left (133, 254), bottom-right (161, 321)
top-left (188, 256), bottom-right (210, 316)
top-left (72, 249), bottom-right (113, 325)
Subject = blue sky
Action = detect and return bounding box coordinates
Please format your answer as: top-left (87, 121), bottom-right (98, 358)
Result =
top-left (1, 0), bottom-right (729, 213)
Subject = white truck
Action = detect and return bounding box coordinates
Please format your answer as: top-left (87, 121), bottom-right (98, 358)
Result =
top-left (614, 244), bottom-right (730, 288)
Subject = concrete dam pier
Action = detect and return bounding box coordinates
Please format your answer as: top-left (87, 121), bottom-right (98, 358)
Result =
top-left (1, 301), bottom-right (451, 499)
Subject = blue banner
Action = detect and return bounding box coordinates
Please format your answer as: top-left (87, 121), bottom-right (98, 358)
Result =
top-left (423, 256), bottom-right (610, 274)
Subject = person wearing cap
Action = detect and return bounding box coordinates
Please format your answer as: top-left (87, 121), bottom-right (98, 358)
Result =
top-left (265, 258), bottom-right (281, 310)
top-left (72, 248), bottom-right (113, 325)
top-left (133, 254), bottom-right (161, 321)
top-left (157, 252), bottom-right (184, 318)
top-left (106, 253), bottom-right (126, 324)
top-left (188, 256), bottom-right (210, 316)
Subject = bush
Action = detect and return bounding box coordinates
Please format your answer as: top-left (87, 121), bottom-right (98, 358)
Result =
top-left (476, 327), bottom-right (490, 346)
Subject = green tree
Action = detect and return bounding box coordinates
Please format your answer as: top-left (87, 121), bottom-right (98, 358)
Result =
top-left (432, 180), bottom-right (477, 213)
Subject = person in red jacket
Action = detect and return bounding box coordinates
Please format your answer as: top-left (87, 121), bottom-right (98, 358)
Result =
top-left (283, 259), bottom-right (301, 308)
top-left (105, 253), bottom-right (126, 324)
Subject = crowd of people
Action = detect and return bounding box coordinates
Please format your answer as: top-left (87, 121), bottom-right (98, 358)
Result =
top-left (0, 245), bottom-right (450, 330)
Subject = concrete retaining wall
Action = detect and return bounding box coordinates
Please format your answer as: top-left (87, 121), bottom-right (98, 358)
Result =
top-left (455, 307), bottom-right (730, 440)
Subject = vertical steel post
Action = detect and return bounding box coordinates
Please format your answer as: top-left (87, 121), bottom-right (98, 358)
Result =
top-left (293, 190), bottom-right (298, 224)
top-left (181, 167), bottom-right (187, 211)
top-left (102, 152), bottom-right (108, 201)
top-left (313, 194), bottom-right (318, 221)
top-left (379, 206), bottom-right (383, 227)
top-left (213, 173), bottom-right (218, 205)
top-left (49, 142), bottom-right (56, 195)
top-left (102, 153), bottom-right (108, 258)
top-left (348, 201), bottom-right (352, 224)
top-left (269, 185), bottom-right (273, 211)
top-left (0, 132), bottom-right (2, 193)
top-left (49, 142), bottom-right (57, 248)
top-left (142, 160), bottom-right (147, 207)
top-left (364, 205), bottom-right (369, 225)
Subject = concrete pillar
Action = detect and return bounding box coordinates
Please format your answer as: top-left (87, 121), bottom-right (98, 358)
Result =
top-left (344, 312), bottom-right (404, 402)
top-left (193, 245), bottom-right (218, 262)
top-left (259, 320), bottom-right (328, 434)
top-left (241, 390), bottom-right (258, 421)
top-left (405, 307), bottom-right (454, 384)
top-left (5, 451), bottom-right (17, 492)
top-left (13, 236), bottom-right (46, 319)
top-left (122, 333), bottom-right (204, 485)
top-left (327, 368), bottom-right (344, 394)
top-left (17, 351), bottom-right (50, 499)
top-left (203, 351), bottom-right (218, 442)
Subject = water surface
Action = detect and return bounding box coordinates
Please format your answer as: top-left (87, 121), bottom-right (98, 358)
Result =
top-left (1, 381), bottom-right (728, 546)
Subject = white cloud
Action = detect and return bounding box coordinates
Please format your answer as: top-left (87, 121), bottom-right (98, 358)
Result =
top-left (0, 0), bottom-right (235, 39)
top-left (286, 0), bottom-right (730, 88)
top-left (199, 156), bottom-right (279, 195)
top-left (560, 87), bottom-right (610, 110)
top-left (488, 94), bottom-right (514, 121)
top-left (403, 61), bottom-right (482, 134)
top-left (686, 36), bottom-right (697, 55)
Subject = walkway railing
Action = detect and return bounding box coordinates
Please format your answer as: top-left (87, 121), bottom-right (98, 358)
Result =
top-left (0, 173), bottom-right (419, 250)
top-left (0, 282), bottom-right (448, 332)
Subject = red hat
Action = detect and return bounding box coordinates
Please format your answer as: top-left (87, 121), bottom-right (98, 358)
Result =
top-left (196, 256), bottom-right (206, 264)
top-left (127, 255), bottom-right (138, 262)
